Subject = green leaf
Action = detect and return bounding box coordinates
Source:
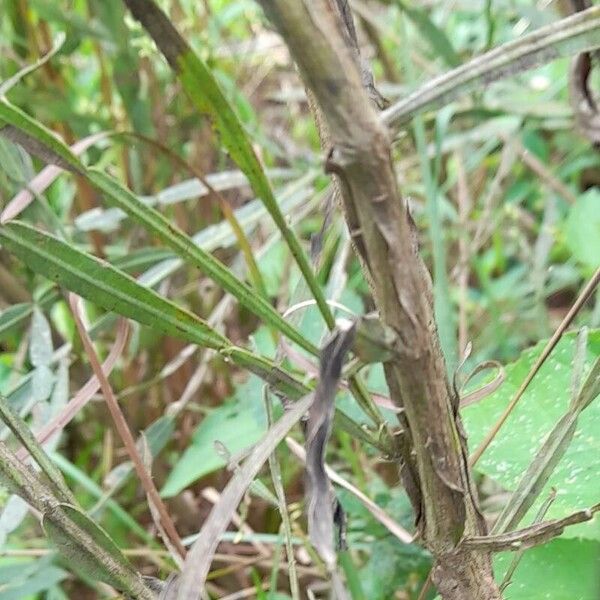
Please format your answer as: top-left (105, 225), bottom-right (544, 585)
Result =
top-left (29, 307), bottom-right (53, 367)
top-left (463, 331), bottom-right (600, 539)
top-left (0, 303), bottom-right (33, 342)
top-left (43, 504), bottom-right (153, 599)
top-left (0, 393), bottom-right (75, 504)
top-left (396, 1), bottom-right (460, 67)
top-left (86, 168), bottom-right (317, 355)
top-left (0, 99), bottom-right (82, 173)
top-left (494, 538), bottom-right (600, 599)
top-left (0, 222), bottom-right (229, 350)
top-left (0, 558), bottom-right (67, 600)
top-left (122, 0), bottom-right (334, 329)
top-left (566, 189), bottom-right (600, 269)
top-left (162, 377), bottom-right (267, 497)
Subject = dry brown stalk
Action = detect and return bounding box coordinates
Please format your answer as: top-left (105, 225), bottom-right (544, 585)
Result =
top-left (257, 2), bottom-right (501, 598)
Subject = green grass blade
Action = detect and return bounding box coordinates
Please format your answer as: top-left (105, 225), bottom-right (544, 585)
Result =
top-left (122, 0), bottom-right (335, 329)
top-left (0, 32), bottom-right (65, 95)
top-left (0, 99), bottom-right (82, 174)
top-left (0, 222), bottom-right (229, 350)
top-left (395, 1), bottom-right (460, 68)
top-left (86, 168), bottom-right (318, 355)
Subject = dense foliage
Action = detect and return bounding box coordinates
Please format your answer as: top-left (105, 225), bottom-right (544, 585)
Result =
top-left (0, 1), bottom-right (598, 598)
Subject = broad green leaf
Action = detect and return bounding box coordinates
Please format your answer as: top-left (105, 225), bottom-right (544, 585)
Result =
top-left (122, 0), bottom-right (334, 329)
top-left (0, 222), bottom-right (229, 350)
top-left (43, 504), bottom-right (154, 599)
top-left (566, 189), bottom-right (600, 269)
top-left (87, 168), bottom-right (317, 355)
top-left (383, 7), bottom-right (600, 130)
top-left (494, 538), bottom-right (600, 599)
top-left (463, 331), bottom-right (600, 539)
top-left (162, 386), bottom-right (266, 497)
top-left (491, 349), bottom-right (600, 535)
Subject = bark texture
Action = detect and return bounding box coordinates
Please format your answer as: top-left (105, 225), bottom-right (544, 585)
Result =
top-left (258, 2), bottom-right (501, 598)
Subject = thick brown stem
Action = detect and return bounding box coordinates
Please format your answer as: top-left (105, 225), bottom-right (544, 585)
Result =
top-left (257, 2), bottom-right (501, 598)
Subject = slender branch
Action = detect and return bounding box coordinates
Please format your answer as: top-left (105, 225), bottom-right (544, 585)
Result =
top-left (69, 294), bottom-right (187, 560)
top-left (382, 6), bottom-right (600, 131)
top-left (461, 503), bottom-right (599, 552)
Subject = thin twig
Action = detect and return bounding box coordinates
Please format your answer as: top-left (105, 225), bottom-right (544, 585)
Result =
top-left (514, 138), bottom-right (579, 205)
top-left (69, 294), bottom-right (187, 560)
top-left (461, 502), bottom-right (599, 551)
top-left (264, 387), bottom-right (301, 600)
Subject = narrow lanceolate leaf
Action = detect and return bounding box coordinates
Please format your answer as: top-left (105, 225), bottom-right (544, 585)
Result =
top-left (0, 222), bottom-right (228, 350)
top-left (87, 168), bottom-right (318, 356)
top-left (0, 100), bottom-right (82, 174)
top-left (43, 504), bottom-right (155, 600)
top-left (122, 0), bottom-right (334, 329)
top-left (383, 6), bottom-right (600, 130)
top-left (222, 347), bottom-right (309, 399)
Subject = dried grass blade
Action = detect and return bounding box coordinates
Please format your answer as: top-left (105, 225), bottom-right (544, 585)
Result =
top-left (177, 393), bottom-right (314, 599)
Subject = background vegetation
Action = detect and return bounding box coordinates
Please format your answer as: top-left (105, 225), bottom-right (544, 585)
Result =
top-left (0, 0), bottom-right (598, 598)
